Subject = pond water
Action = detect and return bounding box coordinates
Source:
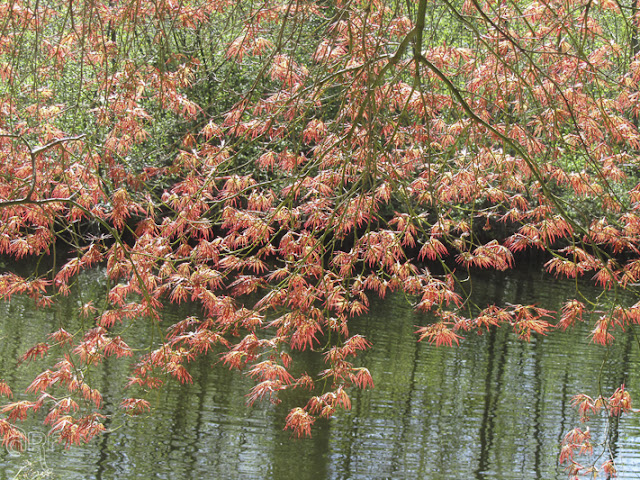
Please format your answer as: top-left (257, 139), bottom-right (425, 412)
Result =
top-left (0, 267), bottom-right (639, 479)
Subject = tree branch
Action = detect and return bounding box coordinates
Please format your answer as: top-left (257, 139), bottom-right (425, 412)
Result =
top-left (0, 133), bottom-right (85, 204)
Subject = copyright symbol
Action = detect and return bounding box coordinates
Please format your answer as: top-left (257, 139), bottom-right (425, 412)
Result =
top-left (4, 425), bottom-right (27, 457)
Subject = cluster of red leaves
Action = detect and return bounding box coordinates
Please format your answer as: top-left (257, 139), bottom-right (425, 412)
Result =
top-left (0, 0), bottom-right (638, 456)
top-left (416, 304), bottom-right (554, 347)
top-left (560, 385), bottom-right (632, 478)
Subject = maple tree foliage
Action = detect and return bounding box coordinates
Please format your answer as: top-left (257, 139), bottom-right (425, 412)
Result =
top-left (1, 0), bottom-right (640, 474)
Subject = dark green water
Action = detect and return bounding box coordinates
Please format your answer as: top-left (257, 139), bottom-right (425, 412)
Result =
top-left (1, 267), bottom-right (640, 479)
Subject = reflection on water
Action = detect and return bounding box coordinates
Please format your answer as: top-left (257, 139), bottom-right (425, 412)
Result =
top-left (0, 268), bottom-right (640, 479)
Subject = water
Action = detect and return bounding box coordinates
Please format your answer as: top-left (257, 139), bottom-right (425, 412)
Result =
top-left (1, 267), bottom-right (640, 479)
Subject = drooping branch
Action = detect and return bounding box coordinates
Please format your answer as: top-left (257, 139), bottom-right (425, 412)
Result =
top-left (0, 133), bottom-right (85, 205)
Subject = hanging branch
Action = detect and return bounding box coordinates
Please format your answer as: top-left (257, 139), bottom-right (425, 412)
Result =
top-left (0, 133), bottom-right (85, 206)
